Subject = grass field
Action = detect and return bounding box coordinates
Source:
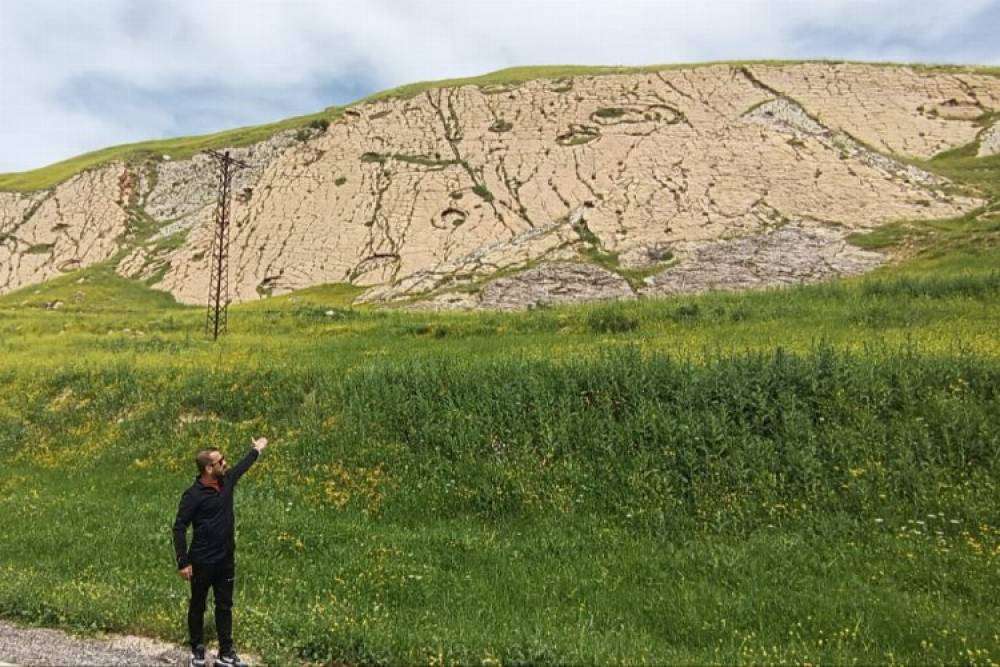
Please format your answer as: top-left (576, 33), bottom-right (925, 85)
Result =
top-left (0, 63), bottom-right (999, 665)
top-left (0, 204), bottom-right (998, 663)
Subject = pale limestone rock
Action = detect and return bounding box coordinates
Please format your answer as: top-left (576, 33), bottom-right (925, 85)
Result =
top-left (480, 262), bottom-right (634, 310)
top-left (140, 129), bottom-right (305, 222)
top-left (743, 98), bottom-right (827, 135)
top-left (154, 64), bottom-right (985, 307)
top-left (746, 63), bottom-right (999, 158)
top-left (640, 224), bottom-right (884, 296)
top-left (1, 63), bottom-right (997, 307)
top-left (0, 191), bottom-right (45, 234)
top-left (409, 262), bottom-right (635, 311)
top-left (741, 97), bottom-right (945, 186)
top-left (117, 247), bottom-right (149, 278)
top-left (978, 123), bottom-right (1000, 157)
top-left (0, 165), bottom-right (129, 294)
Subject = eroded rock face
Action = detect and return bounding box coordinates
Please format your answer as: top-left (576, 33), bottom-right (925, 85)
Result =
top-left (640, 224), bottom-right (884, 296)
top-left (0, 166), bottom-right (129, 294)
top-left (2, 63), bottom-right (998, 306)
top-left (743, 98), bottom-right (828, 135)
top-left (745, 63), bottom-right (999, 158)
top-left (161, 64), bottom-right (989, 306)
top-left (405, 224), bottom-right (882, 309)
top-left (979, 122), bottom-right (1000, 157)
top-left (411, 262), bottom-right (635, 311)
top-left (141, 130), bottom-right (304, 223)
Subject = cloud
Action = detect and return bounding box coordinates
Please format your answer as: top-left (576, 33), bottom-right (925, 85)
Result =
top-left (1, 0), bottom-right (998, 172)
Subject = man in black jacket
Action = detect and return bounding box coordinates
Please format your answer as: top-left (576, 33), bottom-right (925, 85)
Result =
top-left (173, 437), bottom-right (268, 667)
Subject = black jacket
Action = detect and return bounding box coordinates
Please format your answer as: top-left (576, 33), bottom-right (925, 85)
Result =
top-left (173, 447), bottom-right (259, 569)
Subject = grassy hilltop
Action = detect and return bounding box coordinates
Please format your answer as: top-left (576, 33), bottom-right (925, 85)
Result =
top-left (2, 59), bottom-right (999, 193)
top-left (0, 70), bottom-right (999, 665)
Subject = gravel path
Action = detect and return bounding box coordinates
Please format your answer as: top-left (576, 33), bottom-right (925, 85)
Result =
top-left (0, 619), bottom-right (191, 666)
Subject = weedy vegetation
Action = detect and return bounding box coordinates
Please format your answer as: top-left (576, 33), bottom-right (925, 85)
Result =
top-left (0, 69), bottom-right (999, 665)
top-left (0, 221), bottom-right (998, 664)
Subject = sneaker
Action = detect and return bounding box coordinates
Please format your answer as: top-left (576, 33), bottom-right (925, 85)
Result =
top-left (216, 651), bottom-right (249, 667)
top-left (188, 644), bottom-right (206, 667)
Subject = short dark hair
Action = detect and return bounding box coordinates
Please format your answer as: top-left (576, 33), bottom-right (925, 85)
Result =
top-left (195, 448), bottom-right (220, 475)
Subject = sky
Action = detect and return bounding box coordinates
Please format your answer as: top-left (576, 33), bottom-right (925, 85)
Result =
top-left (1, 0), bottom-right (999, 173)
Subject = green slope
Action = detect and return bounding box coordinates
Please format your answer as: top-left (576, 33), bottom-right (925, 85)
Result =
top-left (0, 110), bottom-right (337, 192)
top-left (0, 240), bottom-right (998, 664)
top-left (0, 61), bottom-right (998, 664)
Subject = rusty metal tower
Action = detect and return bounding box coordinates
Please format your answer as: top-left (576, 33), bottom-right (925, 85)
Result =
top-left (204, 150), bottom-right (250, 340)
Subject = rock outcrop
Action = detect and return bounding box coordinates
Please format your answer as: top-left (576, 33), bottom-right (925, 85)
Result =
top-left (1, 62), bottom-right (997, 309)
top-left (0, 166), bottom-right (129, 294)
top-left (978, 122), bottom-right (1000, 157)
top-left (411, 262), bottom-right (635, 311)
top-left (640, 224), bottom-right (884, 296)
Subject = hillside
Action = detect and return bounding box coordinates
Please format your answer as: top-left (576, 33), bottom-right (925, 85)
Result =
top-left (1, 59), bottom-right (999, 666)
top-left (1, 71), bottom-right (999, 658)
top-left (2, 61), bottom-right (999, 311)
top-left (0, 204), bottom-right (998, 663)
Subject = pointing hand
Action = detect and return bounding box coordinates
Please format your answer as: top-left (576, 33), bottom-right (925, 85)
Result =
top-left (252, 436), bottom-right (268, 452)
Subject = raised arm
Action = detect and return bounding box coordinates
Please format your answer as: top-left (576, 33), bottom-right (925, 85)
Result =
top-left (172, 489), bottom-right (198, 570)
top-left (227, 437), bottom-right (268, 485)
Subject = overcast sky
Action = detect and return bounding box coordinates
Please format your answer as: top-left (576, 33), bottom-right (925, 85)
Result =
top-left (2, 0), bottom-right (999, 173)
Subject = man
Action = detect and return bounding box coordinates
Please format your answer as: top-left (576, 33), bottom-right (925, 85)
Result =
top-left (173, 437), bottom-right (268, 667)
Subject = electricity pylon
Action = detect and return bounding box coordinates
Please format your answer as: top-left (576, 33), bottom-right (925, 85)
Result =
top-left (204, 150), bottom-right (250, 340)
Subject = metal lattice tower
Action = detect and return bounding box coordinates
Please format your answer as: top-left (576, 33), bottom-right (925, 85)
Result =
top-left (205, 150), bottom-right (250, 340)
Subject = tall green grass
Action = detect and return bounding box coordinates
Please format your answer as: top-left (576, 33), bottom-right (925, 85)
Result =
top-left (0, 345), bottom-right (997, 664)
top-left (345, 346), bottom-right (999, 528)
top-left (0, 193), bottom-right (998, 662)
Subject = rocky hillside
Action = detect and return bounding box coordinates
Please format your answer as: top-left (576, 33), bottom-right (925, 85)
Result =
top-left (2, 62), bottom-right (998, 309)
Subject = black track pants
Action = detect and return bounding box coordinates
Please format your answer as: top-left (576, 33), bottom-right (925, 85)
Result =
top-left (187, 556), bottom-right (235, 653)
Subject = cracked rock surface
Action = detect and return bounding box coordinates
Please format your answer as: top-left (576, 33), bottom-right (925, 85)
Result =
top-left (411, 262), bottom-right (635, 311)
top-left (979, 122), bottom-right (1000, 157)
top-left (0, 166), bottom-right (129, 295)
top-left (154, 64), bottom-right (987, 306)
top-left (746, 63), bottom-right (1000, 158)
top-left (141, 130), bottom-right (303, 224)
top-left (640, 224), bottom-right (885, 296)
top-left (1, 63), bottom-right (997, 307)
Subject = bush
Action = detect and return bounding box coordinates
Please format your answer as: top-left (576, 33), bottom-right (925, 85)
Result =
top-left (586, 306), bottom-right (639, 334)
top-left (671, 303), bottom-right (701, 322)
top-left (594, 107), bottom-right (627, 118)
top-left (861, 272), bottom-right (1000, 299)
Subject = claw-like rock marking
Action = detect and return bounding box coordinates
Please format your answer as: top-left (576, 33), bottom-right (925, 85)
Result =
top-left (0, 166), bottom-right (128, 295)
top-left (1, 63), bottom-right (997, 307)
